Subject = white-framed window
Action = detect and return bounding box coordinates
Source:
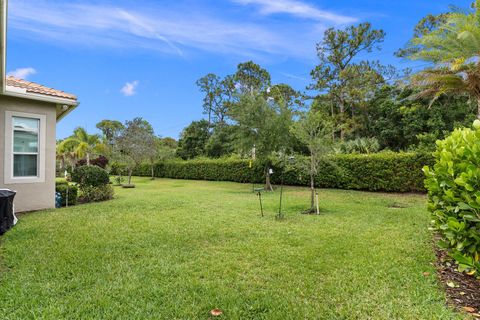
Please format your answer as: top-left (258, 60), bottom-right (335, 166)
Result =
top-left (13, 116), bottom-right (39, 177)
top-left (4, 111), bottom-right (46, 184)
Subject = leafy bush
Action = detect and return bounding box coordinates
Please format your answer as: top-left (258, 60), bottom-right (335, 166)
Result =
top-left (111, 161), bottom-right (127, 175)
top-left (131, 152), bottom-right (431, 192)
top-left (71, 166), bottom-right (113, 203)
top-left (113, 175), bottom-right (125, 186)
top-left (55, 179), bottom-right (69, 187)
top-left (91, 156), bottom-right (109, 169)
top-left (77, 156), bottom-right (109, 169)
top-left (55, 183), bottom-right (78, 206)
top-left (424, 121), bottom-right (480, 276)
top-left (72, 166), bottom-right (110, 187)
top-left (80, 185), bottom-right (114, 203)
top-left (334, 137), bottom-right (380, 154)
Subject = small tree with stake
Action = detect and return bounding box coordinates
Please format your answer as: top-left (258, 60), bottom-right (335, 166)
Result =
top-left (115, 118), bottom-right (156, 187)
top-left (291, 109), bottom-right (334, 214)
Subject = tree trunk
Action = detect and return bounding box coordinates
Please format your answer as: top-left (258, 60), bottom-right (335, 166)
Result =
top-left (351, 104), bottom-right (359, 138)
top-left (71, 156), bottom-right (77, 170)
top-left (265, 166), bottom-right (273, 192)
top-left (86, 153), bottom-right (90, 166)
top-left (308, 155), bottom-right (317, 214)
top-left (339, 101), bottom-right (345, 141)
top-left (151, 164), bottom-right (155, 180)
top-left (128, 169), bottom-right (133, 185)
top-left (310, 172), bottom-right (315, 212)
top-left (477, 97), bottom-right (480, 119)
top-left (331, 103), bottom-right (336, 141)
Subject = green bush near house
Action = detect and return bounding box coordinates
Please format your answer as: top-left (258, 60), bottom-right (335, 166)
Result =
top-left (131, 152), bottom-right (432, 192)
top-left (55, 179), bottom-right (68, 187)
top-left (72, 166), bottom-right (110, 187)
top-left (424, 121), bottom-right (480, 276)
top-left (55, 183), bottom-right (79, 207)
top-left (71, 166), bottom-right (114, 202)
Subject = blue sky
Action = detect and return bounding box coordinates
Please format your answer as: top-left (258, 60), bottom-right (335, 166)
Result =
top-left (6, 0), bottom-right (471, 139)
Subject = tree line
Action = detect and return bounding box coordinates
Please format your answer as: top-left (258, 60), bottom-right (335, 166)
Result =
top-left (177, 5), bottom-right (479, 160)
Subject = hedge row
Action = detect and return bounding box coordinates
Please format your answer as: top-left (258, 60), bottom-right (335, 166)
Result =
top-left (55, 181), bottom-right (79, 207)
top-left (129, 152), bottom-right (433, 192)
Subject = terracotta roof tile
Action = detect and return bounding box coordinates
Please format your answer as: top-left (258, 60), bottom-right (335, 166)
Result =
top-left (6, 76), bottom-right (77, 101)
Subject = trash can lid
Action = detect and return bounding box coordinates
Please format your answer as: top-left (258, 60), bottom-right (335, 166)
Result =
top-left (0, 189), bottom-right (16, 198)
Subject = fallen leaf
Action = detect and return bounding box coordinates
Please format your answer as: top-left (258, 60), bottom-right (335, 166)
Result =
top-left (210, 309), bottom-right (223, 317)
top-left (463, 306), bottom-right (476, 313)
top-left (459, 291), bottom-right (466, 296)
top-left (447, 281), bottom-right (455, 288)
top-left (423, 272), bottom-right (430, 277)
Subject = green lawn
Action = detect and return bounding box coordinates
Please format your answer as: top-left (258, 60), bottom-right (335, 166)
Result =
top-left (0, 178), bottom-right (464, 319)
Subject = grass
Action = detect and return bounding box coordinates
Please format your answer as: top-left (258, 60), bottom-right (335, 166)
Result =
top-left (0, 178), bottom-right (464, 319)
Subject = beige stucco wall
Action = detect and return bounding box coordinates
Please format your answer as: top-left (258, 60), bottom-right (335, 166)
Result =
top-left (0, 95), bottom-right (57, 212)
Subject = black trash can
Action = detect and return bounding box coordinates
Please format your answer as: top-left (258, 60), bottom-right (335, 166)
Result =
top-left (0, 189), bottom-right (16, 235)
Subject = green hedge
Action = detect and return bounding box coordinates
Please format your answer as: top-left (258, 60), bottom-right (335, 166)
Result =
top-left (131, 152), bottom-right (433, 192)
top-left (56, 183), bottom-right (79, 206)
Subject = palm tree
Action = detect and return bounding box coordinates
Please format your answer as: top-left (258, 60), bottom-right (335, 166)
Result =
top-left (60, 127), bottom-right (107, 165)
top-left (57, 137), bottom-right (81, 170)
top-left (404, 1), bottom-right (480, 118)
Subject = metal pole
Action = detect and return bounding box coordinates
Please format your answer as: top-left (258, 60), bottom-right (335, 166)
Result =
top-left (66, 184), bottom-right (69, 208)
top-left (258, 191), bottom-right (264, 217)
top-left (277, 151), bottom-right (287, 219)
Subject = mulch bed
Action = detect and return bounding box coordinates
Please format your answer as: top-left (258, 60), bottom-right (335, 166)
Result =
top-left (434, 245), bottom-right (480, 318)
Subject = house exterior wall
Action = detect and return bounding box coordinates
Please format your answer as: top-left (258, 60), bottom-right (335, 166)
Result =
top-left (0, 95), bottom-right (57, 212)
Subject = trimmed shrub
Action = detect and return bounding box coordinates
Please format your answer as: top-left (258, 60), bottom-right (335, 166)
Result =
top-left (55, 179), bottom-right (69, 187)
top-left (132, 152), bottom-right (432, 193)
top-left (55, 183), bottom-right (78, 206)
top-left (424, 121), bottom-right (480, 276)
top-left (72, 166), bottom-right (110, 187)
top-left (71, 165), bottom-right (114, 203)
top-left (113, 175), bottom-right (125, 186)
top-left (80, 185), bottom-right (114, 203)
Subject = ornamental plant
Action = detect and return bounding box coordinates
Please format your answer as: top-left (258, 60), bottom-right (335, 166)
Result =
top-left (71, 166), bottom-right (113, 203)
top-left (424, 120), bottom-right (480, 276)
top-left (72, 166), bottom-right (110, 187)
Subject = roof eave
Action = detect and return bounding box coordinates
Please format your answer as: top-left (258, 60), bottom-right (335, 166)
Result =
top-left (2, 90), bottom-right (79, 121)
top-left (56, 102), bottom-right (80, 121)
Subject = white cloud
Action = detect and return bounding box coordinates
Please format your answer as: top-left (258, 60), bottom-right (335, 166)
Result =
top-left (6, 0), bottom-right (331, 60)
top-left (7, 67), bottom-right (37, 79)
top-left (279, 71), bottom-right (309, 81)
top-left (121, 81), bottom-right (139, 97)
top-left (232, 0), bottom-right (357, 24)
